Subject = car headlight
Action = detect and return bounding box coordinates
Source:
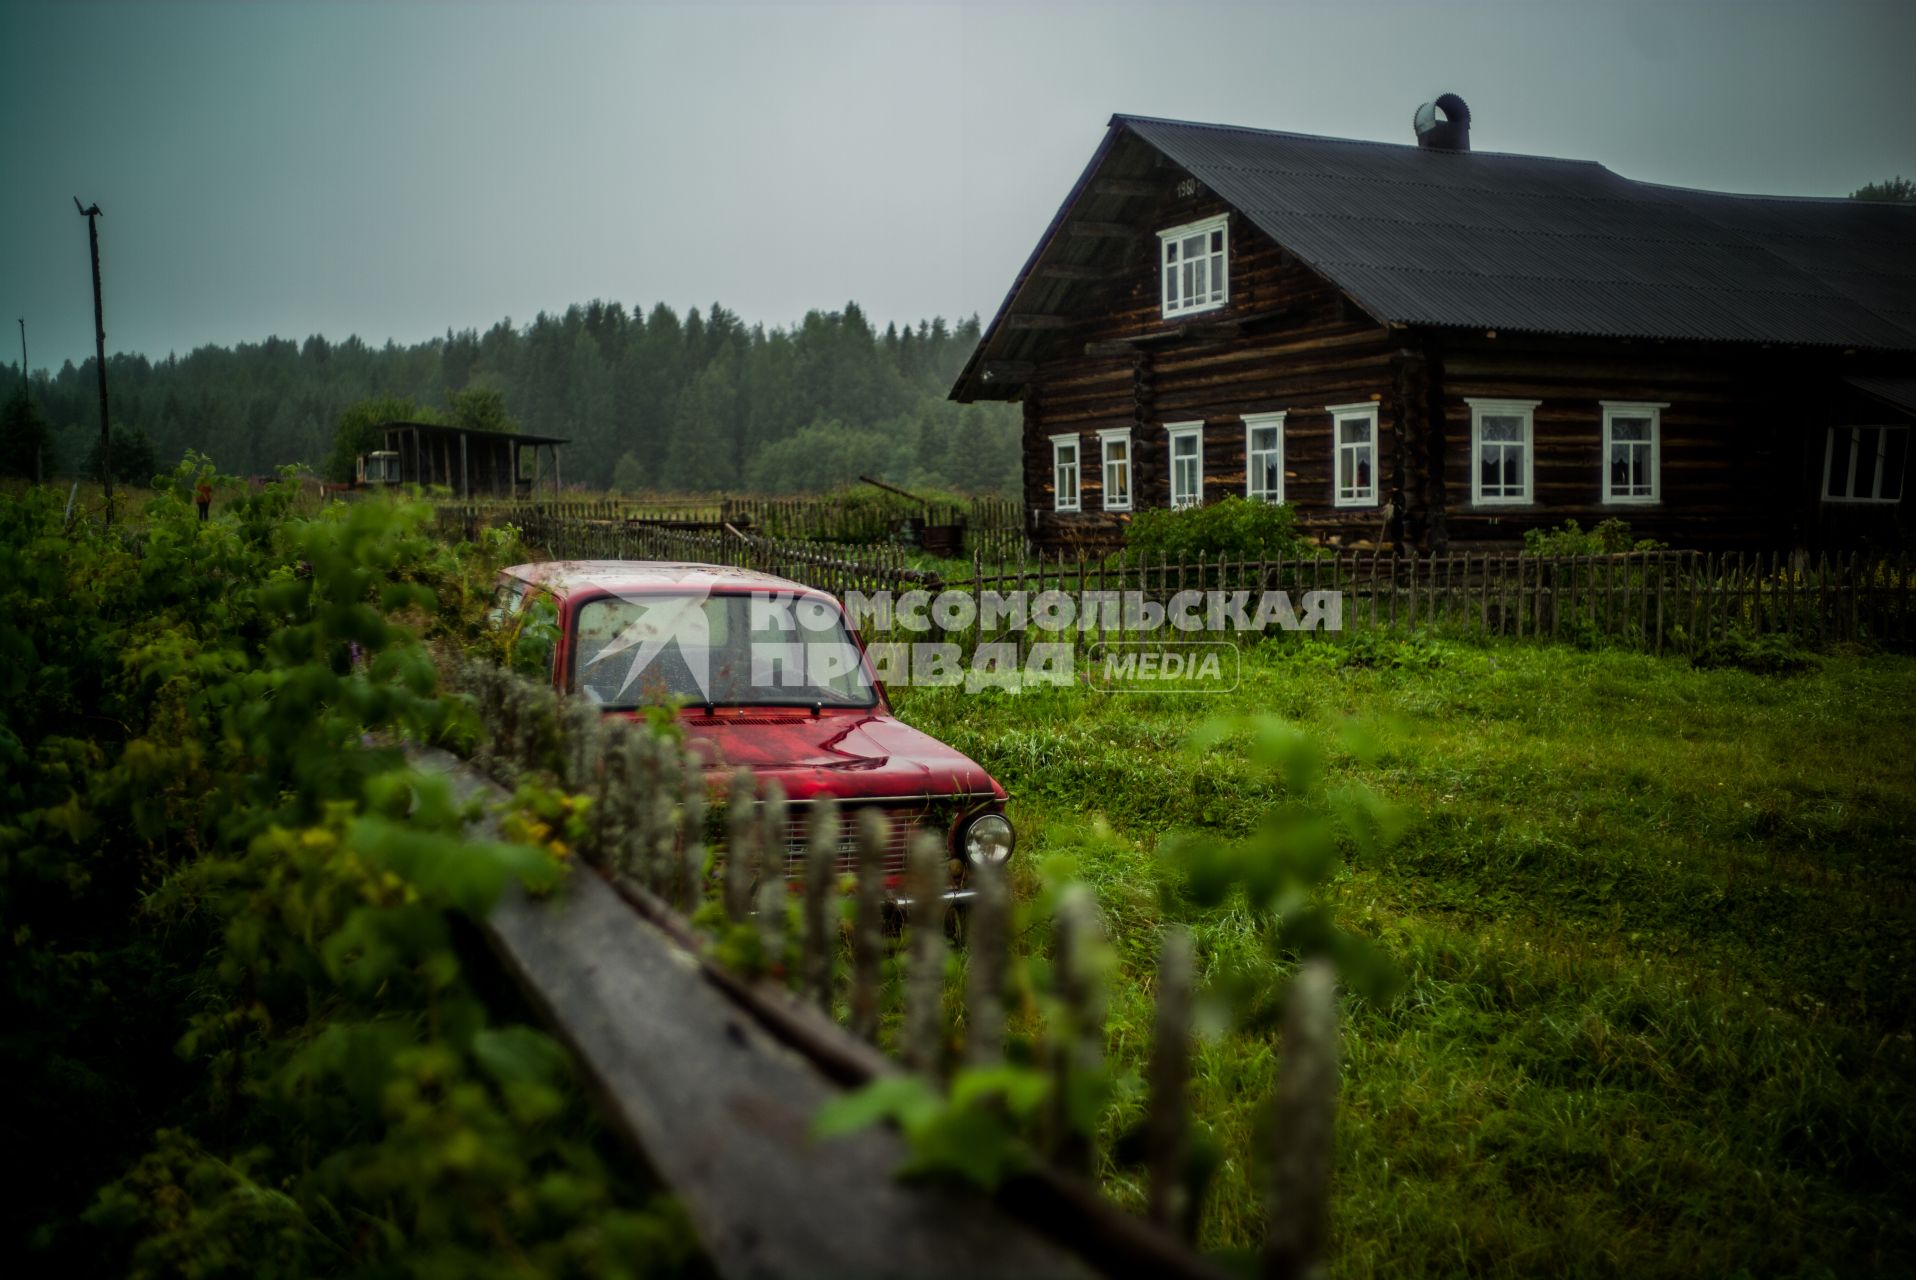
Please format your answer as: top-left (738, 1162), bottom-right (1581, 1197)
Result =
top-left (963, 813), bottom-right (1014, 865)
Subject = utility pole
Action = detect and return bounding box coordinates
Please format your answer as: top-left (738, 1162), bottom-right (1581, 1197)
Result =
top-left (75, 198), bottom-right (111, 521)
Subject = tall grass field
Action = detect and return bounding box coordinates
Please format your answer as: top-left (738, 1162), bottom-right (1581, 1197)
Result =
top-left (891, 636), bottom-right (1915, 1277)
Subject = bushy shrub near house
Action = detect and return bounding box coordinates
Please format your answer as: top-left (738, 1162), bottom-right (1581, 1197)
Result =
top-left (1126, 495), bottom-right (1313, 563)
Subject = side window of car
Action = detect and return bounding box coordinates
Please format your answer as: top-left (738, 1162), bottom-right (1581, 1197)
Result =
top-left (487, 582), bottom-right (526, 630)
top-left (509, 593), bottom-right (560, 680)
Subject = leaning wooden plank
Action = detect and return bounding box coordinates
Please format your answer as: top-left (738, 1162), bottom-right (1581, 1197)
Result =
top-left (415, 745), bottom-right (1222, 1280)
top-left (485, 870), bottom-right (1098, 1280)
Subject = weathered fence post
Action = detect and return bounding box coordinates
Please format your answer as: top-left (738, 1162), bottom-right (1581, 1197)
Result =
top-left (677, 745), bottom-right (706, 917)
top-left (802, 795), bottom-right (840, 1010)
top-left (1262, 957), bottom-right (1339, 1280)
top-left (1147, 926), bottom-right (1197, 1240)
top-left (850, 809), bottom-right (889, 1042)
top-left (964, 854), bottom-right (1010, 1067)
top-left (904, 831), bottom-right (949, 1074)
top-left (1050, 885), bottom-right (1106, 1176)
top-left (755, 780), bottom-right (790, 974)
top-left (725, 768), bottom-right (757, 923)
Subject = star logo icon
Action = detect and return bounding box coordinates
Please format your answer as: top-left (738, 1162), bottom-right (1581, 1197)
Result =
top-left (579, 586), bottom-right (716, 704)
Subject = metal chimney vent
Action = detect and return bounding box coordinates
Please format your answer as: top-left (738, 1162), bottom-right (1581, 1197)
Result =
top-left (1413, 94), bottom-right (1471, 151)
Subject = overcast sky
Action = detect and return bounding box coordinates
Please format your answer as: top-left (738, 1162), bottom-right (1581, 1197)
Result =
top-left (3, 0), bottom-right (1911, 371)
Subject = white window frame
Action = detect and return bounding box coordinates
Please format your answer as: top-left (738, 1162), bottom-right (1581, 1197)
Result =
top-left (1166, 421), bottom-right (1205, 509)
top-left (1098, 428), bottom-right (1133, 512)
top-left (1050, 433), bottom-right (1081, 513)
top-left (1601, 401), bottom-right (1665, 505)
top-left (1244, 412), bottom-right (1286, 503)
top-left (1157, 214), bottom-right (1230, 320)
top-left (1467, 398), bottom-right (1540, 507)
top-left (1822, 424), bottom-right (1908, 504)
top-left (1327, 402), bottom-right (1379, 508)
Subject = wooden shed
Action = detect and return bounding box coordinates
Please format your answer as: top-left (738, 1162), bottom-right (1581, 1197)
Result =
top-left (378, 421), bottom-right (569, 499)
top-left (951, 98), bottom-right (1916, 554)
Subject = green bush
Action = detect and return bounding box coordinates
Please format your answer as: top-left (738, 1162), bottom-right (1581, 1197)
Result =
top-left (1126, 496), bottom-right (1312, 563)
top-left (0, 467), bottom-right (698, 1274)
top-left (1690, 632), bottom-right (1819, 675)
top-left (1337, 630), bottom-right (1446, 671)
top-left (1522, 517), bottom-right (1664, 556)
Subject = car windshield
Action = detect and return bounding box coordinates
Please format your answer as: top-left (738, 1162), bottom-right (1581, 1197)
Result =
top-left (571, 590), bottom-right (876, 709)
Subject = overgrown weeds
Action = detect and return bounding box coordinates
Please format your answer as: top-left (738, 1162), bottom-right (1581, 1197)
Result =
top-left (891, 637), bottom-right (1916, 1277)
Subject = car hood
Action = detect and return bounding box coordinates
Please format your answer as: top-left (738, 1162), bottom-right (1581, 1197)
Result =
top-left (675, 709), bottom-right (1004, 803)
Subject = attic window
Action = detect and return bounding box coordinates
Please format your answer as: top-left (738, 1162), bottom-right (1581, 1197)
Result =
top-left (1159, 214), bottom-right (1228, 319)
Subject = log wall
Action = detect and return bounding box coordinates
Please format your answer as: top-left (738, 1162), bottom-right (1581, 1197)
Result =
top-left (1013, 177), bottom-right (1914, 554)
top-left (1024, 188), bottom-right (1403, 550)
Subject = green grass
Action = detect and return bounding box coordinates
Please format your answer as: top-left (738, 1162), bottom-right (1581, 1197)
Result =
top-left (890, 635), bottom-right (1916, 1278)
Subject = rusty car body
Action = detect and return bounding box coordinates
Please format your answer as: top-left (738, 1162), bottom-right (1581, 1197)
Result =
top-left (493, 559), bottom-right (1013, 898)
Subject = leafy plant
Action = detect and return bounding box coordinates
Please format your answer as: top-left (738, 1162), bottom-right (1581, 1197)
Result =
top-left (1690, 631), bottom-right (1819, 675)
top-left (1521, 517), bottom-right (1664, 556)
top-left (1127, 496), bottom-right (1312, 564)
top-left (1336, 630), bottom-right (1445, 671)
top-left (0, 468), bottom-right (700, 1274)
top-left (815, 714), bottom-right (1396, 1203)
top-left (1166, 715), bottom-right (1402, 1006)
top-left (814, 1068), bottom-right (1052, 1190)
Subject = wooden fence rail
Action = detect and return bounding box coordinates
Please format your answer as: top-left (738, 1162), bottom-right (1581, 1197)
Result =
top-left (435, 492), bottom-right (1022, 558)
top-left (444, 501), bottom-right (1916, 653)
top-left (417, 744), bottom-right (1105, 1280)
top-left (447, 660), bottom-right (1336, 1278)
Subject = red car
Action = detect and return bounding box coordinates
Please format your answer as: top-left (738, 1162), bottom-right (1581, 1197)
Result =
top-left (493, 559), bottom-right (1013, 898)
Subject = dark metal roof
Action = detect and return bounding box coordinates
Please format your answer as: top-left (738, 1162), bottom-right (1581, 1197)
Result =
top-left (951, 115), bottom-right (1916, 401)
top-left (1119, 115), bottom-right (1916, 351)
top-left (380, 419), bottom-right (570, 447)
top-left (1845, 375), bottom-right (1916, 416)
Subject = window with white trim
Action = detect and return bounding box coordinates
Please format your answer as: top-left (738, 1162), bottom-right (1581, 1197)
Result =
top-left (1099, 428), bottom-right (1133, 511)
top-left (1823, 425), bottom-right (1908, 503)
top-left (1602, 401), bottom-right (1664, 503)
top-left (1468, 398), bottom-right (1539, 505)
top-left (1167, 422), bottom-right (1204, 508)
top-left (1244, 412), bottom-right (1285, 502)
top-left (1328, 403), bottom-right (1378, 507)
top-left (1158, 215), bottom-right (1228, 319)
top-left (1050, 434), bottom-right (1081, 512)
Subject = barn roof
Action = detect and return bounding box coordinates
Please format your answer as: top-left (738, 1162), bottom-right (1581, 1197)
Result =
top-left (380, 419), bottom-right (570, 447)
top-left (953, 114), bottom-right (1916, 401)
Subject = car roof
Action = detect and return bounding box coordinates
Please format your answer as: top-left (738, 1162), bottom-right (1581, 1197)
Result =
top-left (500, 559), bottom-right (835, 599)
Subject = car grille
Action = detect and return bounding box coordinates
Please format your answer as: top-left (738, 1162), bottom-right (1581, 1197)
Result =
top-left (781, 799), bottom-right (952, 882)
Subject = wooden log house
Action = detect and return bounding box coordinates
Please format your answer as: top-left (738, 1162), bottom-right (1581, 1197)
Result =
top-left (950, 96), bottom-right (1916, 553)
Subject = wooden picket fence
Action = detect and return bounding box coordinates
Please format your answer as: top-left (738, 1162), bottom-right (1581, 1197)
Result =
top-left (445, 498), bottom-right (1916, 654)
top-left (435, 492), bottom-right (1022, 558)
top-left (722, 493), bottom-right (1020, 548)
top-left (925, 547), bottom-right (1916, 654)
top-left (448, 659), bottom-right (1337, 1278)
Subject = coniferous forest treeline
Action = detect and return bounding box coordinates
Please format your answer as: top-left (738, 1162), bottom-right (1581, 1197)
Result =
top-left (3, 300), bottom-right (1019, 495)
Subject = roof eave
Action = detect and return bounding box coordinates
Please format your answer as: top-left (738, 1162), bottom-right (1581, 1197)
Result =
top-left (950, 121), bottom-right (1132, 403)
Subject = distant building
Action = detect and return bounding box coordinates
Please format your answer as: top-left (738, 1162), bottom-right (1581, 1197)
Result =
top-left (952, 97), bottom-right (1915, 552)
top-left (377, 420), bottom-right (569, 498)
